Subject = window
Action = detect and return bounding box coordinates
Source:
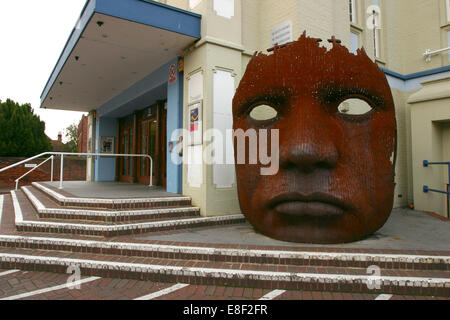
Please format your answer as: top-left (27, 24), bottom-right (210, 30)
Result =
top-left (447, 0), bottom-right (450, 21)
top-left (447, 30), bottom-right (450, 61)
top-left (349, 0), bottom-right (357, 23)
top-left (189, 0), bottom-right (201, 9)
top-left (372, 0), bottom-right (381, 58)
top-left (350, 31), bottom-right (360, 54)
top-left (374, 28), bottom-right (381, 58)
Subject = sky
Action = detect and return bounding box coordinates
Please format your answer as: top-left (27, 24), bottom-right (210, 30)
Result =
top-left (0, 0), bottom-right (88, 142)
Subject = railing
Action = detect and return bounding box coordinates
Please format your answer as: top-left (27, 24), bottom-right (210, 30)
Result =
top-left (0, 152), bottom-right (153, 189)
top-left (424, 47), bottom-right (450, 62)
top-left (15, 156), bottom-right (55, 190)
top-left (423, 160), bottom-right (450, 218)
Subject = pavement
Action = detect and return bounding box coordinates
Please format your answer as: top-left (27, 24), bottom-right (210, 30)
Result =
top-left (42, 181), bottom-right (178, 198)
top-left (0, 182), bottom-right (449, 301)
top-left (140, 208), bottom-right (450, 252)
top-left (1, 268), bottom-right (446, 301)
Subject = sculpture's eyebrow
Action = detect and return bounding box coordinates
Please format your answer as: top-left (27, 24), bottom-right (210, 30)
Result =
top-left (234, 86), bottom-right (290, 117)
top-left (318, 85), bottom-right (386, 108)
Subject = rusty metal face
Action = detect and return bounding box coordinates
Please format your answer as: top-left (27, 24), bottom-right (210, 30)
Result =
top-left (232, 33), bottom-right (397, 244)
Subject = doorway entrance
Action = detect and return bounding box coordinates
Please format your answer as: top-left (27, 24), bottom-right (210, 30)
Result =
top-left (118, 101), bottom-right (167, 187)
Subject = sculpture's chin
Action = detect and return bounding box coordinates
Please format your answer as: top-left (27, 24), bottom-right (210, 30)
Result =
top-left (244, 208), bottom-right (392, 245)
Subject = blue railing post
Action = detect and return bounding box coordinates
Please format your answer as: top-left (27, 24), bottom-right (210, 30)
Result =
top-left (422, 160), bottom-right (450, 196)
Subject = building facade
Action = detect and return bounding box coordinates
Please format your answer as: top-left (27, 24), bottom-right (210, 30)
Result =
top-left (41, 0), bottom-right (450, 218)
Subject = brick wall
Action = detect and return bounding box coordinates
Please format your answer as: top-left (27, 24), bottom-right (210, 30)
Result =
top-left (0, 157), bottom-right (86, 190)
top-left (77, 115), bottom-right (89, 153)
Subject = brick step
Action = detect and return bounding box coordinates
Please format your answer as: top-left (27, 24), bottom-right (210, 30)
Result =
top-left (0, 234), bottom-right (448, 272)
top-left (32, 182), bottom-right (192, 210)
top-left (11, 190), bottom-right (245, 237)
top-left (0, 247), bottom-right (448, 296)
top-left (22, 186), bottom-right (201, 222)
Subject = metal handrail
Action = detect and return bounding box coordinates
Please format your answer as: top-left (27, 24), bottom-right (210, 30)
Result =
top-left (424, 47), bottom-right (450, 62)
top-left (0, 152), bottom-right (153, 189)
top-left (15, 156), bottom-right (54, 190)
top-left (423, 160), bottom-right (450, 195)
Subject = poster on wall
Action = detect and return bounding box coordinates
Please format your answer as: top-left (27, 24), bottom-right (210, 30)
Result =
top-left (188, 101), bottom-right (203, 146)
top-left (169, 64), bottom-right (177, 84)
top-left (100, 136), bottom-right (114, 154)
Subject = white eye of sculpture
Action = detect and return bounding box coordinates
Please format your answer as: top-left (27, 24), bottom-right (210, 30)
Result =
top-left (249, 104), bottom-right (278, 121)
top-left (338, 98), bottom-right (373, 115)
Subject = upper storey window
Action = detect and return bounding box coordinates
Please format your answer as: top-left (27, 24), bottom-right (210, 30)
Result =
top-left (349, 0), bottom-right (357, 23)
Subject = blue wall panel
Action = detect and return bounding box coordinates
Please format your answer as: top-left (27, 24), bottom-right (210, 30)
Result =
top-left (95, 117), bottom-right (118, 182)
top-left (166, 63), bottom-right (183, 194)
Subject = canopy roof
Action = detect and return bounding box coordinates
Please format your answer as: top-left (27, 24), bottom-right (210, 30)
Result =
top-left (40, 0), bottom-right (201, 112)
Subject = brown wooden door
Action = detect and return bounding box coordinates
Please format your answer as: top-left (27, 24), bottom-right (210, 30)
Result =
top-left (136, 102), bottom-right (167, 187)
top-left (119, 123), bottom-right (134, 183)
top-left (137, 118), bottom-right (157, 185)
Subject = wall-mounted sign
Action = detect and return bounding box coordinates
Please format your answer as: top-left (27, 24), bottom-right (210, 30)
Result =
top-left (178, 59), bottom-right (184, 72)
top-left (188, 101), bottom-right (203, 146)
top-left (100, 136), bottom-right (114, 154)
top-left (146, 105), bottom-right (157, 118)
top-left (271, 20), bottom-right (293, 46)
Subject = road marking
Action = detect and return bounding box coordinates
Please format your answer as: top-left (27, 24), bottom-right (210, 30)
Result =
top-left (0, 270), bottom-right (20, 277)
top-left (375, 294), bottom-right (393, 300)
top-left (0, 195), bottom-right (3, 227)
top-left (134, 283), bottom-right (189, 300)
top-left (0, 276), bottom-right (100, 300)
top-left (259, 290), bottom-right (286, 300)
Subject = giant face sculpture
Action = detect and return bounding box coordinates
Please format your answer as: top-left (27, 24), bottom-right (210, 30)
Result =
top-left (232, 33), bottom-right (397, 244)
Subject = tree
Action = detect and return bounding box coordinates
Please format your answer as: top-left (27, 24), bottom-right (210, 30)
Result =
top-left (0, 99), bottom-right (52, 157)
top-left (64, 123), bottom-right (79, 153)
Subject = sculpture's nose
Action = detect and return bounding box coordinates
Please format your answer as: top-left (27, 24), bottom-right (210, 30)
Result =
top-left (280, 98), bottom-right (339, 173)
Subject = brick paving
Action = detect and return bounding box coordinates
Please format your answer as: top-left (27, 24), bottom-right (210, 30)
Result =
top-left (0, 185), bottom-right (449, 301)
top-left (0, 268), bottom-right (448, 300)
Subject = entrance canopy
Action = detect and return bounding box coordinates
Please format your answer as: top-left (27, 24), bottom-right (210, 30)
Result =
top-left (40, 0), bottom-right (201, 112)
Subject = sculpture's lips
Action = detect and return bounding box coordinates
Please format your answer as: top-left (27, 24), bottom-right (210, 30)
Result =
top-left (268, 193), bottom-right (348, 218)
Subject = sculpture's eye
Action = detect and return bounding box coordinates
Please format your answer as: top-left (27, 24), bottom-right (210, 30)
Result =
top-left (337, 98), bottom-right (373, 116)
top-left (249, 104), bottom-right (278, 121)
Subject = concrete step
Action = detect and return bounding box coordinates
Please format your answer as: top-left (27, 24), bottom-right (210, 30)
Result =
top-left (22, 186), bottom-right (201, 223)
top-left (0, 234), bottom-right (448, 272)
top-left (32, 182), bottom-right (193, 210)
top-left (11, 190), bottom-right (245, 237)
top-left (0, 247), bottom-right (448, 297)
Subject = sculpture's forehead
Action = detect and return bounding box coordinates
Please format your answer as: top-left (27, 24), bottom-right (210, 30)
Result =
top-left (235, 37), bottom-right (390, 104)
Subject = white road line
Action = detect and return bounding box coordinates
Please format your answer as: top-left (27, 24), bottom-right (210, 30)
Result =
top-left (259, 290), bottom-right (286, 300)
top-left (134, 283), bottom-right (189, 300)
top-left (0, 195), bottom-right (3, 227)
top-left (0, 276), bottom-right (100, 300)
top-left (0, 270), bottom-right (20, 277)
top-left (375, 294), bottom-right (393, 300)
